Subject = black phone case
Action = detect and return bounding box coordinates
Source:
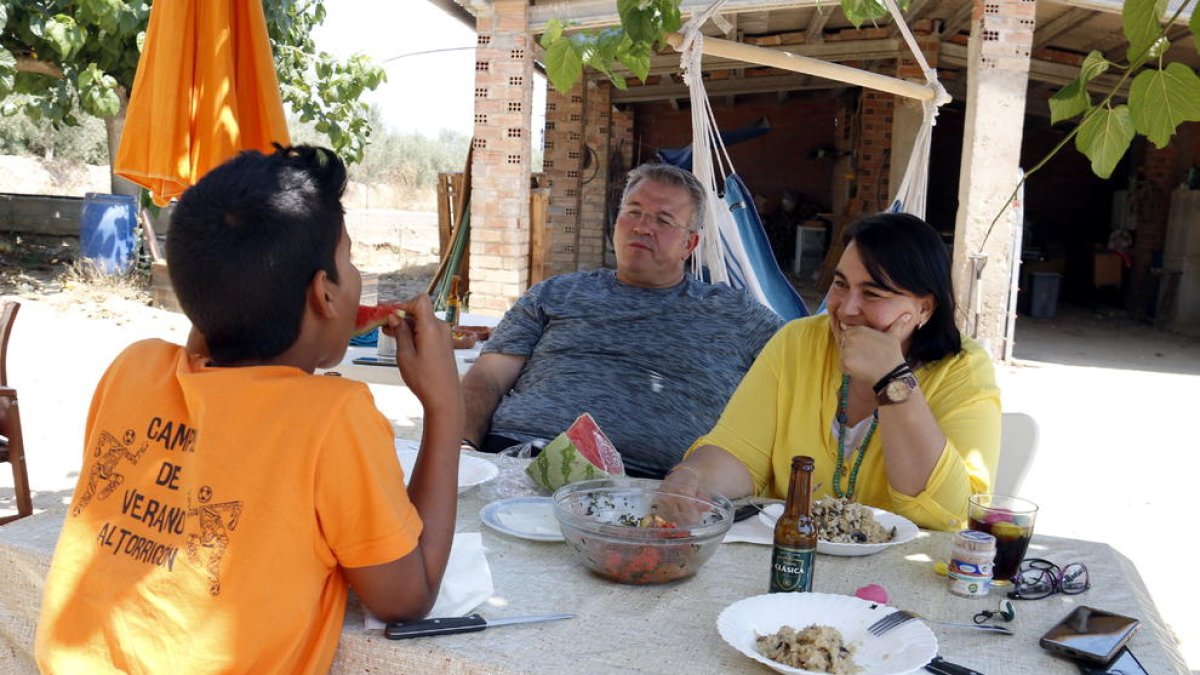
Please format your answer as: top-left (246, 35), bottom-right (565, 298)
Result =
top-left (1040, 606), bottom-right (1139, 664)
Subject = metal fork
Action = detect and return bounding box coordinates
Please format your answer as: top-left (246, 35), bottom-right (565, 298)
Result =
top-left (867, 609), bottom-right (1014, 636)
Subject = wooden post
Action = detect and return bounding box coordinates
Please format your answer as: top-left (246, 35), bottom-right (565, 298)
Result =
top-left (529, 188), bottom-right (550, 286)
top-left (436, 172), bottom-right (455, 256)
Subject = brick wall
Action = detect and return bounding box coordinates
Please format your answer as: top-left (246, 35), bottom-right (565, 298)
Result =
top-left (468, 0), bottom-right (533, 313)
top-left (577, 81), bottom-right (612, 270)
top-left (542, 79), bottom-right (626, 277)
top-left (635, 94), bottom-right (841, 213)
top-left (542, 81), bottom-right (584, 277)
top-left (851, 89), bottom-right (894, 216)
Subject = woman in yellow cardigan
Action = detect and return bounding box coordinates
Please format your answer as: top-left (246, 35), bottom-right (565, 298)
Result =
top-left (663, 213), bottom-right (1000, 531)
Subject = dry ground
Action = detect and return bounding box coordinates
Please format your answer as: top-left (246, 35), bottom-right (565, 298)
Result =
top-left (2, 230), bottom-right (1199, 671)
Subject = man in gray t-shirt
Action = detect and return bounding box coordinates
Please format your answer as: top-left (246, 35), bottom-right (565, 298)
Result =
top-left (461, 164), bottom-right (784, 478)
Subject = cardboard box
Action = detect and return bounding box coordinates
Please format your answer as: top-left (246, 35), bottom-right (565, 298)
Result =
top-left (1094, 252), bottom-right (1122, 288)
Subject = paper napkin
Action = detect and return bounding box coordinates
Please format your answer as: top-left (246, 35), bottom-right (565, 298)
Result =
top-left (364, 532), bottom-right (494, 630)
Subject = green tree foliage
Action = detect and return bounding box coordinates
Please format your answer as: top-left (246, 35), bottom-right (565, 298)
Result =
top-left (0, 94), bottom-right (107, 163)
top-left (0, 0), bottom-right (385, 164)
top-left (1048, 0), bottom-right (1200, 179)
top-left (290, 106), bottom-right (470, 191)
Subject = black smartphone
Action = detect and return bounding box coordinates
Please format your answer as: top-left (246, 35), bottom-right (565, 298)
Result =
top-left (1040, 606), bottom-right (1140, 665)
top-left (1076, 647), bottom-right (1148, 675)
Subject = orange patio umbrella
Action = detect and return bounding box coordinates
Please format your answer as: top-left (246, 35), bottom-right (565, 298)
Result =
top-left (115, 0), bottom-right (290, 206)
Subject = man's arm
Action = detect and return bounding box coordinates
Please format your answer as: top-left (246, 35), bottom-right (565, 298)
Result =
top-left (461, 353), bottom-right (526, 446)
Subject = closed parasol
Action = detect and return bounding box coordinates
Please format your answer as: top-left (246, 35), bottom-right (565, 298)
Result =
top-left (115, 0), bottom-right (290, 206)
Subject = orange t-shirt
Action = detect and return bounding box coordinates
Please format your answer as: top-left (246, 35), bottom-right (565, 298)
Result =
top-left (36, 340), bottom-right (422, 673)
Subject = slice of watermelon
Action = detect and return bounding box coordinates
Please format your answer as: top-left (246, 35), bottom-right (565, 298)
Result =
top-left (527, 413), bottom-right (626, 492)
top-left (354, 303), bottom-right (406, 336)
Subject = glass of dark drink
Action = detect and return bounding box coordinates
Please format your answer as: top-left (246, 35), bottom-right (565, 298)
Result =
top-left (967, 494), bottom-right (1038, 585)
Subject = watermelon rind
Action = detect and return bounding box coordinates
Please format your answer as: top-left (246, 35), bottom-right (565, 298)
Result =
top-left (526, 414), bottom-right (625, 492)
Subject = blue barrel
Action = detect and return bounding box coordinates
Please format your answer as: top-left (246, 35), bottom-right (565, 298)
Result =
top-left (80, 193), bottom-right (138, 275)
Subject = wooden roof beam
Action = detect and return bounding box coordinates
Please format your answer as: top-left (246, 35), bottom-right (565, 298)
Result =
top-left (1034, 7), bottom-right (1095, 49)
top-left (941, 3), bottom-right (973, 39)
top-left (641, 37), bottom-right (904, 76)
top-left (939, 42), bottom-right (1131, 97)
top-left (611, 72), bottom-right (838, 103)
top-left (528, 0), bottom-right (823, 32)
top-left (1048, 0), bottom-right (1192, 23)
top-left (806, 5), bottom-right (834, 43)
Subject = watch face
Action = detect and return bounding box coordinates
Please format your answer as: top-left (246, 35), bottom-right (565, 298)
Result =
top-left (885, 375), bottom-right (916, 403)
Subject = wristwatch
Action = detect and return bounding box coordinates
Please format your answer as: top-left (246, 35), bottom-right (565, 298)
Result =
top-left (876, 371), bottom-right (918, 405)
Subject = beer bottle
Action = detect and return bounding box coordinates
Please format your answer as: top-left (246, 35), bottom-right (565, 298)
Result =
top-left (769, 455), bottom-right (816, 593)
top-left (446, 275), bottom-right (462, 327)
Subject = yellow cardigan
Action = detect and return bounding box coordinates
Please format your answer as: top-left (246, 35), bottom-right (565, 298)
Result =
top-left (688, 314), bottom-right (1000, 531)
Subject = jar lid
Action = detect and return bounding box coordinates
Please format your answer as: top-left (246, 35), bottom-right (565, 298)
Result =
top-left (953, 529), bottom-right (996, 551)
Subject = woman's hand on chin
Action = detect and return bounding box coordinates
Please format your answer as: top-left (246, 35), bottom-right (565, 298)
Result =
top-left (837, 313), bottom-right (912, 384)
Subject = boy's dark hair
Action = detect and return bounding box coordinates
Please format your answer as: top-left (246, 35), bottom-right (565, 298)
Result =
top-left (167, 145), bottom-right (348, 364)
top-left (843, 212), bottom-right (961, 365)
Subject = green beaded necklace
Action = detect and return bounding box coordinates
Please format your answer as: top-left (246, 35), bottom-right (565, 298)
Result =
top-left (833, 373), bottom-right (878, 499)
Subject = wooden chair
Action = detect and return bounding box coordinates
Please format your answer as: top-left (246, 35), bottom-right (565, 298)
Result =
top-left (1, 301), bottom-right (32, 525)
top-left (994, 412), bottom-right (1039, 497)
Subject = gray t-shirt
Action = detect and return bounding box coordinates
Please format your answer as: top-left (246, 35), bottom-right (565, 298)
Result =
top-left (482, 269), bottom-right (784, 478)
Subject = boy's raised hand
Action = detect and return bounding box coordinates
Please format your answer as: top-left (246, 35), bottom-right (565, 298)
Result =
top-left (382, 295), bottom-right (461, 413)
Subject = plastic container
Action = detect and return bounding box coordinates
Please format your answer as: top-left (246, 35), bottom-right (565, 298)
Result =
top-left (80, 193), bottom-right (138, 275)
top-left (948, 529), bottom-right (996, 597)
top-left (1029, 272), bottom-right (1062, 319)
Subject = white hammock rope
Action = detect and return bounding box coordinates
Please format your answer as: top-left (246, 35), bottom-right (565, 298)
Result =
top-left (679, 0), bottom-right (768, 300)
top-left (674, 0), bottom-right (949, 304)
top-left (881, 0), bottom-right (951, 218)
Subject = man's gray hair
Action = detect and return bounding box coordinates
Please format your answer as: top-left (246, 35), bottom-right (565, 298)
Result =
top-left (620, 163), bottom-right (706, 232)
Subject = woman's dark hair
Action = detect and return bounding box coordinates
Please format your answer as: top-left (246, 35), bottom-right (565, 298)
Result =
top-left (167, 145), bottom-right (348, 364)
top-left (843, 212), bottom-right (961, 364)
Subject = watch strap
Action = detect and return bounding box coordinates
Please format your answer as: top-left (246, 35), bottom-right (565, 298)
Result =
top-left (876, 373), bottom-right (918, 406)
top-left (873, 362), bottom-right (913, 395)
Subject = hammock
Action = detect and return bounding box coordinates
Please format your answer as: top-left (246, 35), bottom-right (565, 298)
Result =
top-left (675, 0), bottom-right (949, 318)
top-left (676, 10), bottom-right (809, 320)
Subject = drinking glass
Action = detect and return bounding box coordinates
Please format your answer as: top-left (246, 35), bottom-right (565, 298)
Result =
top-left (967, 494), bottom-right (1038, 585)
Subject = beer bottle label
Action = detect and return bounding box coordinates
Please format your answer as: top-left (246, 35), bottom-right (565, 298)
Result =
top-left (769, 545), bottom-right (815, 593)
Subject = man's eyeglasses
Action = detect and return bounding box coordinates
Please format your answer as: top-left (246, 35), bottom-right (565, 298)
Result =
top-left (1007, 558), bottom-right (1090, 600)
top-left (618, 205), bottom-right (689, 231)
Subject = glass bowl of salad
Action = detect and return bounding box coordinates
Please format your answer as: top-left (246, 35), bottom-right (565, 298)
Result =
top-left (552, 478), bottom-right (734, 584)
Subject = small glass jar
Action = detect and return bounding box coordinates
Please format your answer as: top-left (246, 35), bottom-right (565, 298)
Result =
top-left (948, 529), bottom-right (996, 597)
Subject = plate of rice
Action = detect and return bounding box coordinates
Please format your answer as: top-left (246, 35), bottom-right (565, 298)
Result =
top-left (717, 593), bottom-right (937, 675)
top-left (759, 497), bottom-right (920, 557)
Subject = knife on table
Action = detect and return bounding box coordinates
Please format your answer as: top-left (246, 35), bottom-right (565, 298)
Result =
top-left (384, 613), bottom-right (574, 640)
top-left (925, 655), bottom-right (985, 675)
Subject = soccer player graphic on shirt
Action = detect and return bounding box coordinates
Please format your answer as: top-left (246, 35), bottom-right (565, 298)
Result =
top-left (185, 485), bottom-right (244, 596)
top-left (72, 429), bottom-right (149, 516)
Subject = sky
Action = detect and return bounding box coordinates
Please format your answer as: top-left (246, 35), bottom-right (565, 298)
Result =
top-left (313, 1), bottom-right (545, 137)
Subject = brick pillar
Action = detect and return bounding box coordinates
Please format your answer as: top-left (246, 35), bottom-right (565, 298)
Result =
top-left (578, 81), bottom-right (613, 270)
top-left (952, 0), bottom-right (1035, 357)
top-left (889, 20), bottom-right (940, 200)
top-left (542, 82), bottom-right (585, 277)
top-left (850, 90), bottom-right (894, 217)
top-left (608, 107), bottom-right (635, 268)
top-left (469, 0), bottom-right (533, 314)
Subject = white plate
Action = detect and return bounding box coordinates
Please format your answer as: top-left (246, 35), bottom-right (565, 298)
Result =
top-left (395, 441), bottom-right (499, 494)
top-left (758, 504), bottom-right (920, 557)
top-left (717, 593), bottom-right (937, 675)
top-left (479, 497), bottom-right (564, 542)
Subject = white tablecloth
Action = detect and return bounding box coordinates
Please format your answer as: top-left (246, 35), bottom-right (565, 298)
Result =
top-left (1, 456), bottom-right (1189, 674)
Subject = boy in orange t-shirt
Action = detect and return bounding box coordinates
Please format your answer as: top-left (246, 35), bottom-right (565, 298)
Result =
top-left (35, 146), bottom-right (465, 673)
